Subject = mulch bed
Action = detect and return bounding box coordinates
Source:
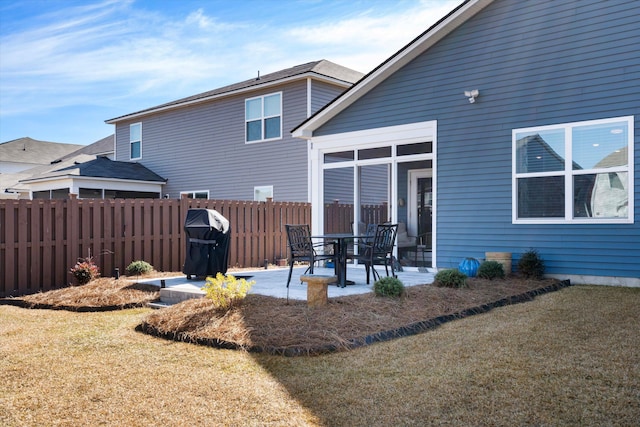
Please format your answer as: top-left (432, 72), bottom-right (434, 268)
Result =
top-left (137, 277), bottom-right (571, 356)
top-left (1, 273), bottom-right (571, 356)
top-left (0, 278), bottom-right (162, 311)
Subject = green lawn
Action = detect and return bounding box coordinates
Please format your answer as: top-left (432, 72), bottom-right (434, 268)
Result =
top-left (1, 285), bottom-right (639, 426)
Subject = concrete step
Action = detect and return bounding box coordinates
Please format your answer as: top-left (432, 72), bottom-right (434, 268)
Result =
top-left (147, 301), bottom-right (172, 310)
top-left (159, 285), bottom-right (205, 305)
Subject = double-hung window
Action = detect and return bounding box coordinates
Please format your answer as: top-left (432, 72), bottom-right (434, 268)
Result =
top-left (180, 190), bottom-right (209, 199)
top-left (513, 116), bottom-right (634, 223)
top-left (130, 123), bottom-right (142, 160)
top-left (245, 92), bottom-right (282, 142)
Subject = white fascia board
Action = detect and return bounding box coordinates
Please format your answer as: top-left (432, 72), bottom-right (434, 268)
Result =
top-left (293, 0), bottom-right (493, 138)
top-left (23, 175), bottom-right (164, 189)
top-left (105, 73), bottom-right (354, 124)
top-left (26, 177), bottom-right (75, 192)
top-left (311, 121), bottom-right (437, 150)
top-left (19, 171), bottom-right (81, 183)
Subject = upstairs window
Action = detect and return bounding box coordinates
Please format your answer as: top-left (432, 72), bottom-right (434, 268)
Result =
top-left (513, 116), bottom-right (634, 223)
top-left (245, 92), bottom-right (282, 142)
top-left (130, 123), bottom-right (142, 160)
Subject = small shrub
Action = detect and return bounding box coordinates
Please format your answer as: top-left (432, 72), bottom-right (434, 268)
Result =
top-left (373, 276), bottom-right (404, 297)
top-left (518, 249), bottom-right (545, 279)
top-left (434, 269), bottom-right (468, 288)
top-left (126, 260), bottom-right (154, 276)
top-left (202, 273), bottom-right (255, 310)
top-left (477, 261), bottom-right (505, 280)
top-left (70, 256), bottom-right (101, 285)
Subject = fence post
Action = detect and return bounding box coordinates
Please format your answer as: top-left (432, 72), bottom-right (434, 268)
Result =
top-left (265, 197), bottom-right (274, 264)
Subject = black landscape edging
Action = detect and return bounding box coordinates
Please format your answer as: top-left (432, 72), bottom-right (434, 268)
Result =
top-left (135, 279), bottom-right (572, 357)
top-left (0, 298), bottom-right (151, 312)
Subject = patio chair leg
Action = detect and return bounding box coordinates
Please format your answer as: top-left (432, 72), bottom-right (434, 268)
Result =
top-left (286, 260), bottom-right (294, 288)
top-left (372, 265), bottom-right (380, 282)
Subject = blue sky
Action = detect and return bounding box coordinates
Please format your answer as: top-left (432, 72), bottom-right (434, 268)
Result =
top-left (0, 0), bottom-right (458, 145)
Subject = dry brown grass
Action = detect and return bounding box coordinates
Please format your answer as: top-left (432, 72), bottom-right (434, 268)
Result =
top-left (1, 285), bottom-right (638, 426)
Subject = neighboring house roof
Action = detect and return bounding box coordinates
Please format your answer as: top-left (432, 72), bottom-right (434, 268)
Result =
top-left (0, 137), bottom-right (84, 165)
top-left (58, 134), bottom-right (114, 160)
top-left (105, 59), bottom-right (364, 124)
top-left (595, 146), bottom-right (628, 168)
top-left (20, 156), bottom-right (166, 184)
top-left (292, 0), bottom-right (493, 137)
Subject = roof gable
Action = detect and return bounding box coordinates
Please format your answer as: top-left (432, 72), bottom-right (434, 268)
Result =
top-left (292, 0), bottom-right (494, 138)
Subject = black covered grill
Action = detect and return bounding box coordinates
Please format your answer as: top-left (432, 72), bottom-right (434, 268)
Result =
top-left (182, 208), bottom-right (230, 279)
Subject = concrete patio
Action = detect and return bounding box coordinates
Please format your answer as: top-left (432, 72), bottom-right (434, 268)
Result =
top-left (139, 265), bottom-right (435, 306)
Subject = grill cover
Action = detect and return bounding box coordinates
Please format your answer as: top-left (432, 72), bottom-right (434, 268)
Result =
top-left (182, 209), bottom-right (230, 278)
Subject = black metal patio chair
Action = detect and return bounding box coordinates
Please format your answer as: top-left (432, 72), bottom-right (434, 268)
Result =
top-left (285, 224), bottom-right (337, 290)
top-left (349, 223), bottom-right (398, 284)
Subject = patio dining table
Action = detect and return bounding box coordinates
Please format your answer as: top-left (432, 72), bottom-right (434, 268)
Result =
top-left (312, 233), bottom-right (368, 287)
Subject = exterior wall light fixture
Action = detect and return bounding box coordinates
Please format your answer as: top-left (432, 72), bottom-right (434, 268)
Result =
top-left (464, 89), bottom-right (479, 103)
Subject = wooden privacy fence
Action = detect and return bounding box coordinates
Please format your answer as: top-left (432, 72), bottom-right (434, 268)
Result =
top-left (0, 198), bottom-right (310, 297)
top-left (324, 201), bottom-right (389, 233)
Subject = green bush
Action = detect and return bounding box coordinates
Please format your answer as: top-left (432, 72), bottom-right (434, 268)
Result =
top-left (202, 273), bottom-right (255, 310)
top-left (518, 249), bottom-right (545, 279)
top-left (373, 276), bottom-right (405, 297)
top-left (477, 261), bottom-right (505, 280)
top-left (434, 269), bottom-right (468, 288)
top-left (70, 256), bottom-right (101, 285)
top-left (126, 260), bottom-right (154, 276)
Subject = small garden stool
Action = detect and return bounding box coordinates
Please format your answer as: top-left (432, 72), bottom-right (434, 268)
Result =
top-left (300, 274), bottom-right (336, 307)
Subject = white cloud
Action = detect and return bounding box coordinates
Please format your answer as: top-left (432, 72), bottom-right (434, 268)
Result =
top-left (285, 0), bottom-right (459, 72)
top-left (0, 0), bottom-right (460, 118)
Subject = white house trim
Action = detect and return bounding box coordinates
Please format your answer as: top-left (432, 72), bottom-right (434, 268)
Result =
top-left (26, 175), bottom-right (163, 196)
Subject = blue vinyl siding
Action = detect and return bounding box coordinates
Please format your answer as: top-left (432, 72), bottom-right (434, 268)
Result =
top-left (314, 0), bottom-right (640, 278)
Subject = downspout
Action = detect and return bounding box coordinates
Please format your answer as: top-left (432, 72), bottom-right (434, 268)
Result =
top-left (307, 77), bottom-right (313, 203)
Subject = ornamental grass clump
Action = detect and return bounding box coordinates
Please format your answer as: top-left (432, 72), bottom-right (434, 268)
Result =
top-left (518, 249), bottom-right (545, 279)
top-left (126, 260), bottom-right (154, 276)
top-left (434, 269), bottom-right (468, 288)
top-left (202, 273), bottom-right (255, 310)
top-left (477, 261), bottom-right (505, 280)
top-left (69, 256), bottom-right (101, 285)
top-left (373, 276), bottom-right (405, 297)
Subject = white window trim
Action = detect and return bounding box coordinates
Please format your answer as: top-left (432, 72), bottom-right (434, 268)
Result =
top-left (245, 92), bottom-right (283, 144)
top-left (512, 116), bottom-right (634, 224)
top-left (130, 122), bottom-right (142, 160)
top-left (180, 190), bottom-right (210, 199)
top-left (254, 185), bottom-right (274, 201)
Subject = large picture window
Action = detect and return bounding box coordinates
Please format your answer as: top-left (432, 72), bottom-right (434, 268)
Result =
top-left (130, 122), bottom-right (142, 160)
top-left (513, 116), bottom-right (634, 223)
top-left (245, 93), bottom-right (281, 142)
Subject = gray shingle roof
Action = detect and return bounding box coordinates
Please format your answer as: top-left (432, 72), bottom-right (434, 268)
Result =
top-left (106, 60), bottom-right (363, 123)
top-left (0, 137), bottom-right (84, 164)
top-left (21, 156), bottom-right (166, 183)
